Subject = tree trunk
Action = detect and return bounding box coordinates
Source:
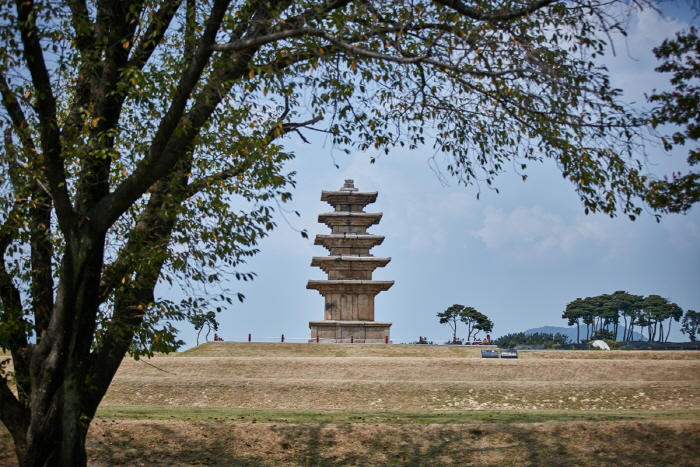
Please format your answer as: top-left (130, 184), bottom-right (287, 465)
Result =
top-left (21, 388), bottom-right (89, 467)
top-left (576, 322), bottom-right (580, 343)
top-left (4, 232), bottom-right (116, 467)
top-left (6, 171), bottom-right (184, 466)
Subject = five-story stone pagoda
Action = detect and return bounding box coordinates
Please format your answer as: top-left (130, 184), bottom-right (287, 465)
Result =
top-left (307, 180), bottom-right (393, 343)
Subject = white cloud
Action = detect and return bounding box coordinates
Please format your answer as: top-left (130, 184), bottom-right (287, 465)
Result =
top-left (338, 150), bottom-right (477, 254)
top-left (470, 206), bottom-right (615, 263)
top-left (604, 8), bottom-right (688, 105)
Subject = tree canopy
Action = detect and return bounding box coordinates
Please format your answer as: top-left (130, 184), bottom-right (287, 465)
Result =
top-left (437, 304), bottom-right (465, 342)
top-left (0, 0), bottom-right (686, 465)
top-left (680, 309), bottom-right (700, 341)
top-left (647, 27), bottom-right (700, 213)
top-left (189, 310), bottom-right (220, 345)
top-left (437, 304), bottom-right (493, 341)
top-left (493, 331), bottom-right (570, 349)
top-left (562, 292), bottom-right (684, 343)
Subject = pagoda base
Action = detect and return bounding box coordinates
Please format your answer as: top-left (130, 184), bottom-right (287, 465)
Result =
top-left (309, 320), bottom-right (392, 343)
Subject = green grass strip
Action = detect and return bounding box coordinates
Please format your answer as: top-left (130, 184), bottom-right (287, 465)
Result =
top-left (95, 406), bottom-right (700, 425)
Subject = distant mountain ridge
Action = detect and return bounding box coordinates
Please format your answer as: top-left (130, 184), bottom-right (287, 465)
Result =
top-left (524, 326), bottom-right (646, 342)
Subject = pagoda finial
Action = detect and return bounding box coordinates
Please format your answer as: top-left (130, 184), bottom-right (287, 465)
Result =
top-left (340, 179), bottom-right (358, 192)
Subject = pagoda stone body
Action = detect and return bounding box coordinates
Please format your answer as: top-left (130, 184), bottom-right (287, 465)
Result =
top-left (307, 180), bottom-right (393, 343)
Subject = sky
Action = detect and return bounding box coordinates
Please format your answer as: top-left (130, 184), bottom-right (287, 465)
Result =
top-left (174, 4), bottom-right (700, 348)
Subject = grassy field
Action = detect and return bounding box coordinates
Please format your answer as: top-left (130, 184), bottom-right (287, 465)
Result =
top-left (1, 343), bottom-right (699, 466)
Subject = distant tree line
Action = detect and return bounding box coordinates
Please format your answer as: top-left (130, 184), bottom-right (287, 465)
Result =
top-left (562, 291), bottom-right (696, 343)
top-left (493, 332), bottom-right (571, 349)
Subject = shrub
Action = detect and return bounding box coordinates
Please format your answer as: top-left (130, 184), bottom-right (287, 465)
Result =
top-left (494, 332), bottom-right (571, 349)
top-left (408, 340), bottom-right (434, 345)
top-left (590, 329), bottom-right (616, 341)
top-left (443, 338), bottom-right (464, 345)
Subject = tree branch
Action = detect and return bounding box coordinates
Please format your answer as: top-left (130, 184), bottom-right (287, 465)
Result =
top-left (213, 26), bottom-right (522, 78)
top-left (0, 196), bottom-right (32, 406)
top-left (73, 0), bottom-right (148, 219)
top-left (30, 190), bottom-right (54, 338)
top-left (281, 0), bottom-right (353, 28)
top-left (0, 373), bottom-right (29, 462)
top-left (90, 0), bottom-right (233, 233)
top-left (127, 0), bottom-right (184, 70)
top-left (67, 0), bottom-right (95, 56)
top-left (97, 179), bottom-right (180, 305)
top-left (96, 109), bottom-right (316, 304)
top-left (433, 0), bottom-right (558, 22)
top-left (1, 113), bottom-right (54, 337)
top-left (14, 0), bottom-right (75, 233)
top-left (86, 161), bottom-right (195, 416)
top-left (0, 73), bottom-right (37, 155)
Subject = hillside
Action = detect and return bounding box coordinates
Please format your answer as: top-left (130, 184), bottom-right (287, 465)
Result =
top-left (101, 343), bottom-right (700, 412)
top-left (2, 343), bottom-right (699, 466)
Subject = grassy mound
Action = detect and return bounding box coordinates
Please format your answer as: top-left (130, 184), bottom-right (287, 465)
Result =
top-left (1, 343), bottom-right (698, 466)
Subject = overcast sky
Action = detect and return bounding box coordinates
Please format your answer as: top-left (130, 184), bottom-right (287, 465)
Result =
top-left (174, 4), bottom-right (700, 347)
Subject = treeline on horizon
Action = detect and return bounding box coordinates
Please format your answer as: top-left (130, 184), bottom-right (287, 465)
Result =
top-left (490, 292), bottom-right (699, 347)
top-left (493, 332), bottom-right (572, 349)
top-left (562, 291), bottom-right (695, 343)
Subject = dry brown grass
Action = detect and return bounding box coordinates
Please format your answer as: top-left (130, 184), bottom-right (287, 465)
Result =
top-left (82, 419), bottom-right (700, 467)
top-left (102, 345), bottom-right (700, 411)
top-left (179, 343), bottom-right (700, 359)
top-left (1, 344), bottom-right (699, 466)
top-left (112, 355), bottom-right (700, 382)
top-left (3, 419), bottom-right (699, 466)
top-left (104, 379), bottom-right (700, 411)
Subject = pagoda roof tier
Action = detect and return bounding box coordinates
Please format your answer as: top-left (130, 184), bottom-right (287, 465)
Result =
top-left (306, 280), bottom-right (394, 294)
top-left (318, 212), bottom-right (382, 230)
top-left (321, 191), bottom-right (378, 211)
top-left (314, 234), bottom-right (385, 247)
top-left (309, 320), bottom-right (393, 327)
top-left (311, 255), bottom-right (390, 269)
top-left (311, 255), bottom-right (391, 269)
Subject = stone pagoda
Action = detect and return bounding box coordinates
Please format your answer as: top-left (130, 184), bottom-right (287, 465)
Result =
top-left (307, 180), bottom-right (393, 343)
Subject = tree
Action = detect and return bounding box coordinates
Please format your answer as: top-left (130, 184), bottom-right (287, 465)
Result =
top-left (647, 28), bottom-right (700, 213)
top-left (473, 313), bottom-right (495, 339)
top-left (587, 294), bottom-right (619, 337)
top-left (437, 304), bottom-right (492, 342)
top-left (638, 295), bottom-right (683, 342)
top-left (459, 306), bottom-right (493, 341)
top-left (680, 309), bottom-right (700, 342)
top-left (608, 291), bottom-right (644, 341)
top-left (563, 292), bottom-right (684, 343)
top-left (437, 304), bottom-right (464, 342)
top-left (562, 298), bottom-right (585, 343)
top-left (590, 328), bottom-right (615, 341)
top-left (189, 310), bottom-right (219, 346)
top-left (562, 296), bottom-right (602, 341)
top-left (0, 0), bottom-right (677, 464)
